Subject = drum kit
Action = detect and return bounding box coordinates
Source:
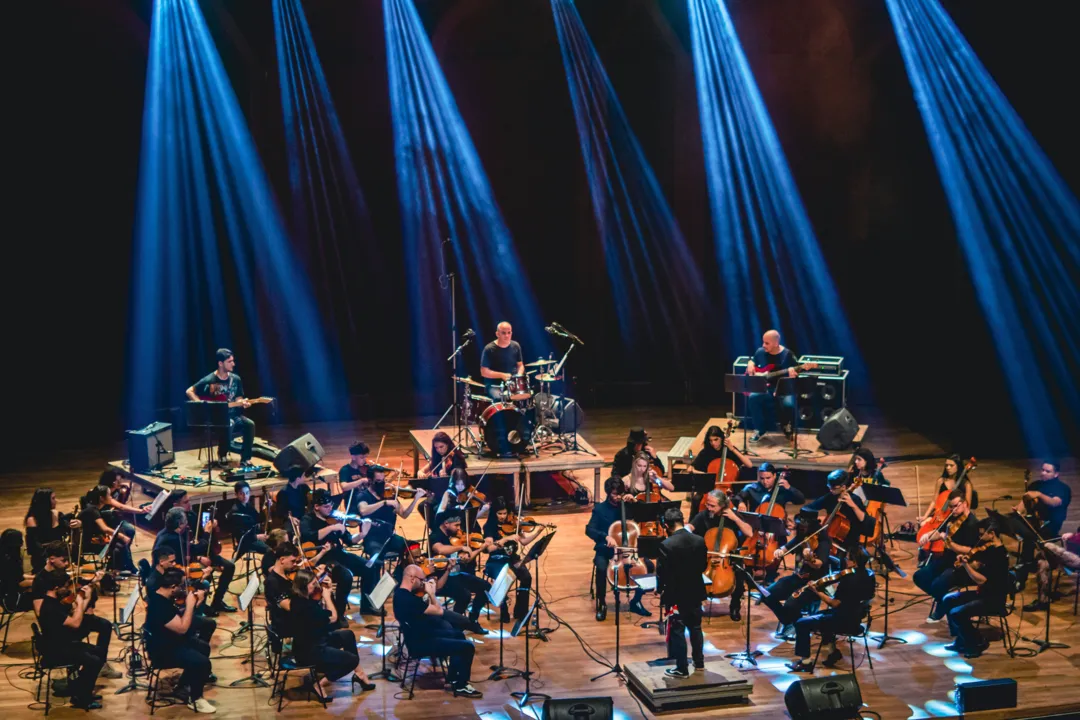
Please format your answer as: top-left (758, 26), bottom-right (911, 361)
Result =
top-left (452, 358), bottom-right (580, 458)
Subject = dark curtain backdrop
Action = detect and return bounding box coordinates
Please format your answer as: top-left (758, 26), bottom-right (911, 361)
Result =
top-left (10, 0), bottom-right (1079, 461)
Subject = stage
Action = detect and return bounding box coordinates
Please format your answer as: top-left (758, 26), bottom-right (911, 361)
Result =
top-left (1, 407), bottom-right (1077, 719)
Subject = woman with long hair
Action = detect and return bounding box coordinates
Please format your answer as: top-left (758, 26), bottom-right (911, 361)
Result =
top-left (24, 488), bottom-right (78, 573)
top-left (623, 452), bottom-right (675, 496)
top-left (919, 455), bottom-right (974, 524)
top-left (0, 529), bottom-right (35, 611)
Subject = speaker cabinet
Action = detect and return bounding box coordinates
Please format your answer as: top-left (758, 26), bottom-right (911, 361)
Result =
top-left (272, 433), bottom-right (325, 473)
top-left (542, 696), bottom-right (613, 720)
top-left (955, 678), bottom-right (1016, 713)
top-left (784, 674), bottom-right (862, 719)
top-left (126, 422), bottom-right (174, 473)
top-left (816, 408), bottom-right (859, 450)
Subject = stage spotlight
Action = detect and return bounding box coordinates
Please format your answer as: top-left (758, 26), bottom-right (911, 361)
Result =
top-left (886, 0), bottom-right (1080, 455)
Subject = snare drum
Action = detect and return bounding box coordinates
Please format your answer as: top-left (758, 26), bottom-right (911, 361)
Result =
top-left (500, 375), bottom-right (532, 401)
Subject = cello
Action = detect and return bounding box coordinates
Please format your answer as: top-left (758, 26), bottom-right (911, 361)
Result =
top-left (916, 457), bottom-right (976, 553)
top-left (698, 421), bottom-right (739, 512)
top-left (607, 499), bottom-right (646, 588)
top-left (704, 513), bottom-right (739, 598)
top-left (825, 477), bottom-right (865, 544)
top-left (756, 468), bottom-right (790, 569)
top-left (860, 458), bottom-right (888, 545)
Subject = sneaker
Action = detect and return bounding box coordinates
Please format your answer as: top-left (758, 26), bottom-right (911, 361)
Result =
top-left (664, 667), bottom-right (690, 679)
top-left (750, 431), bottom-right (764, 443)
top-left (192, 697), bottom-right (217, 714)
top-left (101, 662), bottom-right (124, 679)
top-left (944, 641), bottom-right (966, 653)
top-left (452, 683), bottom-right (483, 698)
top-left (925, 614), bottom-right (943, 624)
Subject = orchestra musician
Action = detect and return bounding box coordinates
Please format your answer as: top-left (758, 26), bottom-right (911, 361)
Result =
top-left (657, 508), bottom-right (708, 678)
top-left (736, 463), bottom-right (804, 546)
top-left (154, 503), bottom-right (236, 615)
top-left (745, 330), bottom-right (800, 442)
top-left (0, 529), bottom-right (35, 612)
top-left (938, 516), bottom-right (1010, 658)
top-left (917, 455), bottom-right (975, 532)
top-left (263, 541), bottom-right (301, 644)
top-left (223, 481), bottom-right (270, 557)
top-left (337, 442), bottom-right (375, 496)
top-left (428, 510), bottom-right (492, 628)
top-left (393, 564), bottom-right (484, 698)
top-left (276, 467), bottom-right (313, 526)
top-left (144, 568), bottom-right (217, 714)
top-left (913, 490), bottom-right (979, 623)
top-left (482, 497), bottom-right (543, 623)
top-left (692, 425), bottom-right (753, 473)
top-left (803, 470), bottom-right (875, 548)
top-left (436, 469), bottom-right (491, 523)
top-left (143, 547), bottom-right (218, 645)
top-left (612, 427), bottom-right (666, 479)
top-left (355, 465), bottom-right (427, 570)
top-left (480, 321), bottom-right (525, 402)
top-left (418, 431), bottom-right (468, 481)
top-left (169, 491), bottom-right (237, 613)
top-left (685, 489), bottom-right (754, 621)
top-left (96, 469), bottom-right (151, 572)
top-left (300, 488), bottom-right (375, 618)
top-left (767, 508), bottom-right (833, 640)
top-left (587, 478), bottom-right (651, 620)
top-left (24, 487), bottom-right (80, 574)
top-left (1036, 528), bottom-right (1080, 611)
top-left (31, 541), bottom-right (123, 679)
top-left (287, 569), bottom-right (377, 697)
top-left (185, 348), bottom-right (255, 466)
top-left (36, 569), bottom-right (106, 710)
top-left (80, 485), bottom-right (135, 575)
top-left (623, 451), bottom-right (675, 495)
top-left (1013, 460), bottom-right (1072, 605)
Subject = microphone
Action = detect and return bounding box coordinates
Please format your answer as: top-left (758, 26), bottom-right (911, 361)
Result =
top-left (545, 326), bottom-right (562, 335)
top-left (463, 328), bottom-right (476, 340)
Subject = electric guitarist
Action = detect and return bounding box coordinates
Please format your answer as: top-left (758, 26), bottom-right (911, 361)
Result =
top-left (186, 347), bottom-right (271, 466)
top-left (745, 330), bottom-right (818, 442)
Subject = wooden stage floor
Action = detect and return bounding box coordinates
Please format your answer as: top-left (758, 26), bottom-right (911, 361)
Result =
top-left (1, 406), bottom-right (1078, 719)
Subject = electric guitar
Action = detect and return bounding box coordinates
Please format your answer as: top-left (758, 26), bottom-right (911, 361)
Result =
top-left (747, 362), bottom-right (819, 381)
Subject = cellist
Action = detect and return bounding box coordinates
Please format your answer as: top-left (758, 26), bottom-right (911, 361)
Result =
top-left (585, 477), bottom-right (651, 620)
top-left (692, 425), bottom-right (753, 474)
top-left (685, 490), bottom-right (754, 621)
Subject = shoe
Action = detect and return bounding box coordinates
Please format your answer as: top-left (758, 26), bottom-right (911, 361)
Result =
top-left (925, 613), bottom-right (943, 624)
top-left (750, 432), bottom-right (764, 443)
top-left (944, 641), bottom-right (966, 653)
top-left (452, 683), bottom-right (483, 698)
top-left (775, 624), bottom-right (795, 641)
top-left (822, 648), bottom-right (844, 668)
top-left (211, 601), bottom-right (237, 613)
top-left (1023, 600), bottom-right (1049, 612)
top-left (469, 626), bottom-right (490, 636)
top-left (730, 606), bottom-right (741, 623)
top-left (665, 667), bottom-right (690, 679)
top-left (192, 697), bottom-right (217, 714)
top-left (596, 603), bottom-right (607, 622)
top-left (200, 604), bottom-right (219, 617)
top-left (101, 662), bottom-right (123, 679)
top-left (963, 642), bottom-right (989, 659)
top-left (786, 660), bottom-right (814, 673)
top-left (500, 606), bottom-right (511, 624)
top-left (783, 424), bottom-right (793, 440)
top-left (71, 697), bottom-right (103, 710)
top-left (359, 604), bottom-right (380, 616)
top-left (206, 673), bottom-right (217, 684)
top-left (629, 600), bottom-right (652, 617)
top-left (694, 664), bottom-right (705, 672)
top-left (352, 674), bottom-right (376, 692)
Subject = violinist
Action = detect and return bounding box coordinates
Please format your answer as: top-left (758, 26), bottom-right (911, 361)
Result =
top-left (781, 545), bottom-right (876, 672)
top-left (261, 528), bottom-right (289, 575)
top-left (287, 568), bottom-right (377, 697)
top-left (623, 452), bottom-right (675, 496)
top-left (276, 467), bottom-right (313, 528)
top-left (143, 547), bottom-right (218, 646)
top-left (263, 542), bottom-right (302, 638)
top-left (225, 481), bottom-right (270, 557)
top-left (145, 568), bottom-right (216, 714)
top-left (612, 427), bottom-right (665, 479)
top-left (393, 564), bottom-right (483, 698)
top-left (356, 466), bottom-right (427, 567)
top-left (1013, 460), bottom-right (1071, 596)
top-left (657, 508), bottom-right (708, 679)
top-left (80, 485), bottom-right (135, 574)
top-left (23, 487), bottom-right (80, 574)
top-left (418, 431), bottom-right (467, 481)
top-left (767, 508), bottom-right (833, 640)
top-left (31, 542), bottom-right (123, 679)
top-left (36, 569), bottom-right (106, 710)
top-left (428, 510), bottom-right (492, 627)
top-left (96, 469), bottom-right (150, 572)
top-left (685, 490), bottom-right (754, 621)
top-left (586, 478), bottom-right (651, 621)
top-left (436, 469), bottom-right (491, 524)
top-left (482, 497), bottom-right (543, 623)
top-left (938, 516), bottom-right (1010, 658)
top-left (160, 492), bottom-right (237, 614)
top-left (0, 529), bottom-right (35, 612)
top-left (338, 441), bottom-right (375, 495)
top-left (301, 488), bottom-right (374, 618)
top-left (913, 489), bottom-right (979, 623)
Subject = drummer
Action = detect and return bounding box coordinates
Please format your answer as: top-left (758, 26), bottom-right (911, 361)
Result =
top-left (480, 321), bottom-right (525, 401)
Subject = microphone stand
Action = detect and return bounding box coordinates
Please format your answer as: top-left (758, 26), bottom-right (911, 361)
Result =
top-left (590, 573), bottom-right (626, 683)
top-left (872, 545), bottom-right (908, 648)
top-left (725, 564), bottom-right (762, 667)
top-left (511, 589), bottom-right (551, 708)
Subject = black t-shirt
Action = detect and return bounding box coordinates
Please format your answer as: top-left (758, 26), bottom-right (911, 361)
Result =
top-left (277, 483), bottom-right (310, 524)
top-left (393, 587), bottom-right (439, 634)
top-left (301, 512), bottom-right (352, 549)
top-left (338, 463), bottom-right (372, 492)
top-left (751, 347), bottom-right (798, 389)
top-left (289, 595), bottom-right (333, 656)
top-left (37, 595), bottom-right (77, 656)
top-left (692, 444), bottom-right (724, 473)
top-left (737, 481), bottom-right (805, 512)
top-left (144, 592), bottom-right (183, 657)
top-left (832, 568), bottom-right (876, 612)
top-left (31, 570), bottom-right (54, 600)
top-left (226, 500), bottom-right (260, 538)
top-left (1030, 478), bottom-right (1072, 535)
top-left (688, 510), bottom-right (745, 545)
top-left (193, 371), bottom-right (245, 419)
top-left (971, 544), bottom-right (1009, 604)
top-left (264, 570), bottom-right (292, 611)
top-left (480, 340), bottom-right (523, 375)
top-left (79, 506), bottom-right (105, 543)
top-left (358, 488), bottom-right (396, 542)
top-left (945, 514), bottom-right (980, 562)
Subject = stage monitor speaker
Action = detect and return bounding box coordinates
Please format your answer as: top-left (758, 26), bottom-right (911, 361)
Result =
top-left (272, 433), bottom-right (325, 474)
top-left (542, 695), bottom-right (613, 720)
top-left (816, 408), bottom-right (859, 450)
top-left (126, 422), bottom-right (174, 473)
top-left (784, 674), bottom-right (862, 720)
top-left (555, 398), bottom-right (586, 434)
top-left (955, 678), bottom-right (1016, 713)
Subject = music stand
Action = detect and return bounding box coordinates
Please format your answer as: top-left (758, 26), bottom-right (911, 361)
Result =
top-left (724, 374), bottom-right (765, 456)
top-left (365, 573), bottom-right (401, 681)
top-left (510, 589), bottom-right (550, 708)
top-left (115, 575), bottom-right (149, 694)
top-left (726, 511), bottom-right (784, 667)
top-left (522, 531), bottom-right (557, 640)
top-left (774, 375), bottom-right (818, 459)
top-left (185, 401), bottom-right (230, 482)
top-left (230, 574), bottom-right (270, 687)
top-left (486, 564), bottom-right (523, 680)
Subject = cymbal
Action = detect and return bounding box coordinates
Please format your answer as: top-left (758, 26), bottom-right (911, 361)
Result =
top-left (525, 359), bottom-right (557, 367)
top-left (453, 376), bottom-right (485, 388)
top-left (536, 373), bottom-right (559, 383)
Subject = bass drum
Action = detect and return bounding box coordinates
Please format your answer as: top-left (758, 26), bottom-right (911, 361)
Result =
top-left (480, 403), bottom-right (532, 456)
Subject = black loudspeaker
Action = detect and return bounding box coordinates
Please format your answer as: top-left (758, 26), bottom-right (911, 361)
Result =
top-left (126, 422), bottom-right (174, 473)
top-left (555, 398), bottom-right (585, 434)
top-left (784, 674), bottom-right (862, 719)
top-left (798, 376), bottom-right (848, 429)
top-left (542, 696), bottom-right (613, 720)
top-left (816, 408), bottom-right (859, 451)
top-left (272, 433), bottom-right (325, 473)
top-left (955, 678), bottom-right (1017, 713)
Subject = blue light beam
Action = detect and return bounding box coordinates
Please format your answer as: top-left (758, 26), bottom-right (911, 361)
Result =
top-left (130, 0), bottom-right (343, 425)
top-left (385, 0), bottom-right (548, 409)
top-left (886, 0), bottom-right (1080, 455)
top-left (550, 0), bottom-right (706, 366)
top-left (688, 0), bottom-right (865, 389)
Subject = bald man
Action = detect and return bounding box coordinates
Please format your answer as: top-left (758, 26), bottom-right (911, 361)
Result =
top-left (480, 321), bottom-right (525, 401)
top-left (745, 330), bottom-right (800, 442)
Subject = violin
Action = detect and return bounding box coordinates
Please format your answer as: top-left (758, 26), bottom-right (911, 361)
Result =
top-left (954, 540), bottom-right (994, 568)
top-left (449, 530), bottom-right (487, 552)
top-left (416, 555), bottom-right (454, 577)
top-left (456, 486), bottom-right (486, 509)
top-left (59, 570), bottom-right (105, 605)
top-left (791, 567), bottom-right (856, 600)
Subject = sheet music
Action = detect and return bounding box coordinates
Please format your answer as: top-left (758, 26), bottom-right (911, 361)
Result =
top-left (239, 573), bottom-right (260, 612)
top-left (146, 489), bottom-right (170, 520)
top-left (486, 564), bottom-right (513, 607)
top-left (633, 573), bottom-right (657, 591)
top-left (121, 583), bottom-right (141, 624)
top-left (367, 572), bottom-right (396, 609)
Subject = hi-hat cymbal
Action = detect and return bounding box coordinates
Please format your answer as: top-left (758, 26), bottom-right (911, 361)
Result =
top-left (525, 359), bottom-right (557, 367)
top-left (453, 376), bottom-right (485, 388)
top-left (536, 373), bottom-right (559, 383)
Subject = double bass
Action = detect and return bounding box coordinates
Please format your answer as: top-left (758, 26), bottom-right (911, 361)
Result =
top-left (698, 420), bottom-right (740, 512)
top-left (916, 457), bottom-right (976, 553)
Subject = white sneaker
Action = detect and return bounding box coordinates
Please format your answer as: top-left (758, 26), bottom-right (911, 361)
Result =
top-left (192, 698), bottom-right (217, 714)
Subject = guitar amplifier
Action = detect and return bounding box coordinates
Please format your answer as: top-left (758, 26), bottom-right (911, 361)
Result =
top-left (798, 355), bottom-right (844, 376)
top-left (798, 370), bottom-right (849, 429)
top-left (126, 422), bottom-right (174, 473)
